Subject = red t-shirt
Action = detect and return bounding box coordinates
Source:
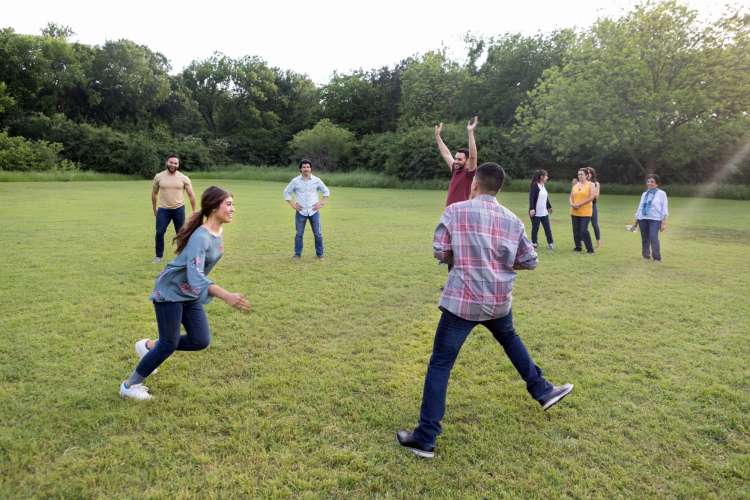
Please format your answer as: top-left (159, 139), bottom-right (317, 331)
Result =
top-left (445, 167), bottom-right (476, 206)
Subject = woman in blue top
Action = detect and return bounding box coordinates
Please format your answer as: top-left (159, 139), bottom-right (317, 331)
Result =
top-left (631, 174), bottom-right (669, 262)
top-left (120, 186), bottom-right (250, 401)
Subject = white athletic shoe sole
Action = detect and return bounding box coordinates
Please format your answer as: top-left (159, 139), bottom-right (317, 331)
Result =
top-left (135, 339), bottom-right (156, 374)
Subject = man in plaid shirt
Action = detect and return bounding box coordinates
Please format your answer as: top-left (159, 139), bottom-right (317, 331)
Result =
top-left (397, 162), bottom-right (573, 459)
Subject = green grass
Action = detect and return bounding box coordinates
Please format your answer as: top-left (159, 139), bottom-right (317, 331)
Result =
top-left (1, 180), bottom-right (748, 498)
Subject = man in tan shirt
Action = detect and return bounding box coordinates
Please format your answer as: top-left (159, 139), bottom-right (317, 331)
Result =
top-left (151, 155), bottom-right (196, 263)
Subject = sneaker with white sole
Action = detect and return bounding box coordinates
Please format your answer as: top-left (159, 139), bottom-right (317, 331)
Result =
top-left (396, 430), bottom-right (435, 458)
top-left (119, 381), bottom-right (152, 401)
top-left (135, 339), bottom-right (156, 374)
top-left (539, 383), bottom-right (573, 411)
top-left (152, 257), bottom-right (163, 264)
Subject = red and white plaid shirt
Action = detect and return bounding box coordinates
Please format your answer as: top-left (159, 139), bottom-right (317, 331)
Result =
top-left (433, 194), bottom-right (538, 321)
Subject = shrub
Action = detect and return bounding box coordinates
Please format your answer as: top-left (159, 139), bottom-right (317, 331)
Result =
top-left (288, 119), bottom-right (356, 171)
top-left (0, 130), bottom-right (76, 171)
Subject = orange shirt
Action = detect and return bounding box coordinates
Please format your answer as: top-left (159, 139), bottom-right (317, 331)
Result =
top-left (570, 181), bottom-right (593, 217)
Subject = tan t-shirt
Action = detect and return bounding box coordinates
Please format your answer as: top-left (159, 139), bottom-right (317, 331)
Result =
top-left (153, 170), bottom-right (192, 209)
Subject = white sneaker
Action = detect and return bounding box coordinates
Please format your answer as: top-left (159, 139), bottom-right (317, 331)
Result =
top-left (547, 243), bottom-right (555, 249)
top-left (119, 381), bottom-right (152, 401)
top-left (135, 339), bottom-right (157, 374)
top-left (152, 257), bottom-right (162, 264)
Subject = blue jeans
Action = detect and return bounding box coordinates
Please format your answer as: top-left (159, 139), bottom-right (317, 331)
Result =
top-left (155, 206), bottom-right (185, 258)
top-left (638, 219), bottom-right (662, 260)
top-left (294, 211), bottom-right (324, 257)
top-left (530, 215), bottom-right (553, 245)
top-left (591, 203), bottom-right (601, 241)
top-left (413, 308), bottom-right (553, 447)
top-left (135, 300), bottom-right (211, 377)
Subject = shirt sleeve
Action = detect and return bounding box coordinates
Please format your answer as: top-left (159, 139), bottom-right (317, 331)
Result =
top-left (433, 209), bottom-right (453, 263)
top-left (183, 175), bottom-right (192, 189)
top-left (182, 232), bottom-right (215, 303)
top-left (318, 179), bottom-right (330, 197)
top-left (283, 179), bottom-right (296, 201)
top-left (513, 223), bottom-right (538, 270)
top-left (152, 174), bottom-right (160, 190)
top-left (661, 191), bottom-right (669, 218)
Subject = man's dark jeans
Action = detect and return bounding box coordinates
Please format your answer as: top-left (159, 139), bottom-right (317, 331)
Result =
top-left (294, 211), bottom-right (324, 257)
top-left (136, 300), bottom-right (210, 377)
top-left (155, 206), bottom-right (185, 258)
top-left (413, 308), bottom-right (553, 447)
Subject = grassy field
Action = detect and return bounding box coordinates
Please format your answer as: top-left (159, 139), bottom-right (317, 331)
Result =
top-left (0, 180), bottom-right (748, 498)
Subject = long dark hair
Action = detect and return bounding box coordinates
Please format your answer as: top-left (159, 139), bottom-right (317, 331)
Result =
top-left (530, 169), bottom-right (548, 189)
top-left (586, 166), bottom-right (598, 183)
top-left (173, 186), bottom-right (231, 254)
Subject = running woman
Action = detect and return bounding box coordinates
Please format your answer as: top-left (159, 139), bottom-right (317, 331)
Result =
top-left (120, 186), bottom-right (250, 401)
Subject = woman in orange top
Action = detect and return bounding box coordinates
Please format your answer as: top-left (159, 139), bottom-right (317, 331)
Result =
top-left (569, 168), bottom-right (596, 253)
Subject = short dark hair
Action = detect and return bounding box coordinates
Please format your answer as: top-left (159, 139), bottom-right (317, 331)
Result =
top-left (646, 173), bottom-right (660, 184)
top-left (456, 148), bottom-right (469, 159)
top-left (299, 158), bottom-right (312, 169)
top-left (476, 162), bottom-right (505, 193)
top-left (165, 154), bottom-right (179, 162)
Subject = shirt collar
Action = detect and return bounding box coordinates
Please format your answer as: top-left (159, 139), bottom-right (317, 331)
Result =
top-left (475, 194), bottom-right (498, 203)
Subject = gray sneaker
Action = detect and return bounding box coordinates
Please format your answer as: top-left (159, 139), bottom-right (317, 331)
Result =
top-left (547, 243), bottom-right (555, 249)
top-left (539, 383), bottom-right (573, 411)
top-left (152, 257), bottom-right (163, 264)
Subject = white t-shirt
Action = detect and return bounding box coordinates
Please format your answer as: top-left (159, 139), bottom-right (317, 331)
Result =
top-left (535, 183), bottom-right (549, 217)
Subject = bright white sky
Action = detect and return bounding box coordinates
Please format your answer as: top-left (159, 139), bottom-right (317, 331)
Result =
top-left (5, 0), bottom-right (745, 84)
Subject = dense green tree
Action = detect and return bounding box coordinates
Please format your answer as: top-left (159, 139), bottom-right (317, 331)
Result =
top-left (87, 40), bottom-right (171, 126)
top-left (463, 30), bottom-right (574, 127)
top-left (0, 28), bottom-right (90, 118)
top-left (398, 51), bottom-right (468, 127)
top-left (0, 82), bottom-right (15, 114)
top-left (321, 63), bottom-right (404, 136)
top-left (180, 53), bottom-right (233, 133)
top-left (516, 1), bottom-right (750, 181)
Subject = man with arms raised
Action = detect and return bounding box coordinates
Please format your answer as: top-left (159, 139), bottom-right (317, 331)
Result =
top-left (151, 155), bottom-right (197, 263)
top-left (396, 162), bottom-right (573, 459)
top-left (436, 116), bottom-right (478, 206)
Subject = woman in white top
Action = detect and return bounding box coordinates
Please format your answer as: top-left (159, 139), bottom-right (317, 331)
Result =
top-left (528, 169), bottom-right (554, 249)
top-left (631, 174), bottom-right (669, 261)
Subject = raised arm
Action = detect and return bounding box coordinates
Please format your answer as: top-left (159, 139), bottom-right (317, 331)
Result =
top-left (467, 116), bottom-right (478, 171)
top-left (434, 122), bottom-right (454, 170)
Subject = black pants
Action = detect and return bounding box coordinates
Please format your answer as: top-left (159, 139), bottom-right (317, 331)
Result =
top-left (530, 215), bottom-right (553, 245)
top-left (571, 215), bottom-right (594, 252)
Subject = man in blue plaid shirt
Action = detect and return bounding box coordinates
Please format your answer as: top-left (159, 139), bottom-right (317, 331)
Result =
top-left (397, 162), bottom-right (573, 459)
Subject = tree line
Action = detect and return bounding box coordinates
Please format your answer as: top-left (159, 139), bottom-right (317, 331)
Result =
top-left (1, 1), bottom-right (748, 183)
